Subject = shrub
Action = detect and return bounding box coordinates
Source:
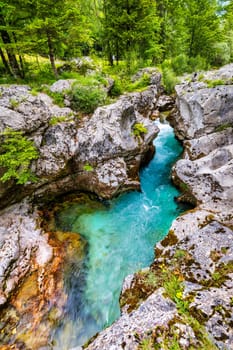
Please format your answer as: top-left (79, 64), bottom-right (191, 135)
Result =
top-left (162, 67), bottom-right (180, 94)
top-left (188, 55), bottom-right (208, 72)
top-left (83, 163), bottom-right (94, 171)
top-left (0, 129), bottom-right (39, 184)
top-left (69, 83), bottom-right (106, 114)
top-left (109, 79), bottom-right (123, 96)
top-left (9, 98), bottom-right (20, 110)
top-left (49, 115), bottom-right (69, 126)
top-left (206, 79), bottom-right (225, 88)
top-left (133, 123), bottom-right (148, 137)
top-left (126, 73), bottom-right (151, 92)
top-left (171, 54), bottom-right (189, 75)
top-left (211, 42), bottom-right (231, 66)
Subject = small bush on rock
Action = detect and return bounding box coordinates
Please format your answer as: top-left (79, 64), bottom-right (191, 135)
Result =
top-left (0, 129), bottom-right (39, 184)
top-left (162, 67), bottom-right (180, 94)
top-left (83, 163), bottom-right (94, 171)
top-left (68, 83), bottom-right (106, 114)
top-left (133, 123), bottom-right (148, 137)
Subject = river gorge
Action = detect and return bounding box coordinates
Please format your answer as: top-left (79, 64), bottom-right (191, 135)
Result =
top-left (0, 64), bottom-right (232, 350)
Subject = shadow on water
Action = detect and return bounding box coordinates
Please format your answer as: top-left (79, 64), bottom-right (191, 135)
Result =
top-left (51, 121), bottom-right (187, 349)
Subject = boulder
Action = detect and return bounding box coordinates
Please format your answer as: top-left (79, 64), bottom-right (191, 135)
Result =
top-left (50, 79), bottom-right (76, 93)
top-left (170, 65), bottom-right (233, 140)
top-left (0, 199), bottom-right (52, 305)
top-left (86, 289), bottom-right (178, 350)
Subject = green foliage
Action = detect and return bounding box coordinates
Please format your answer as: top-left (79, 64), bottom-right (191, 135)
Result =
top-left (69, 83), bottom-right (106, 114)
top-left (179, 182), bottom-right (189, 192)
top-left (109, 79), bottom-right (124, 97)
top-left (0, 0), bottom-right (232, 84)
top-left (211, 42), bottom-right (231, 66)
top-left (102, 0), bottom-right (162, 68)
top-left (45, 90), bottom-right (65, 107)
top-left (9, 98), bottom-right (20, 110)
top-left (174, 249), bottom-right (186, 259)
top-left (83, 163), bottom-right (94, 172)
top-left (215, 123), bottom-right (233, 132)
top-left (127, 73), bottom-right (151, 92)
top-left (162, 66), bottom-right (180, 94)
top-left (0, 129), bottom-right (39, 184)
top-left (133, 123), bottom-right (148, 137)
top-left (139, 337), bottom-right (154, 350)
top-left (49, 115), bottom-right (70, 126)
top-left (137, 270), bottom-right (158, 289)
top-left (212, 272), bottom-right (221, 281)
top-left (205, 79), bottom-right (225, 88)
top-left (188, 55), bottom-right (208, 72)
top-left (171, 54), bottom-right (189, 75)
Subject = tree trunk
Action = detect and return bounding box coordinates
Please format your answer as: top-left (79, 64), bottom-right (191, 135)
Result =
top-left (189, 27), bottom-right (196, 57)
top-left (116, 40), bottom-right (119, 65)
top-left (0, 48), bottom-right (13, 75)
top-left (13, 32), bottom-right (25, 78)
top-left (0, 14), bottom-right (23, 78)
top-left (46, 30), bottom-right (58, 78)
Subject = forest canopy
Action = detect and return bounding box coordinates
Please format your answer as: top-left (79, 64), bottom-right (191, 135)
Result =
top-left (0, 0), bottom-right (232, 79)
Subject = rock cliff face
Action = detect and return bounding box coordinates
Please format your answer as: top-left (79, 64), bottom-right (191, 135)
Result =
top-left (86, 65), bottom-right (233, 350)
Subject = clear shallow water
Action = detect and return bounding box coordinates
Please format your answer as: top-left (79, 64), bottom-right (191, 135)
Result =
top-left (53, 122), bottom-right (183, 349)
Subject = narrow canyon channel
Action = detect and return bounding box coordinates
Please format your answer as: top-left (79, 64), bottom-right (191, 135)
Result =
top-left (51, 121), bottom-right (184, 349)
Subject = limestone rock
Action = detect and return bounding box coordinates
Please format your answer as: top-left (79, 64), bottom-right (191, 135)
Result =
top-left (156, 95), bottom-right (174, 112)
top-left (183, 128), bottom-right (233, 160)
top-left (172, 144), bottom-right (233, 205)
top-left (0, 199), bottom-right (52, 305)
top-left (0, 84), bottom-right (159, 207)
top-left (170, 65), bottom-right (233, 140)
top-left (86, 289), bottom-right (178, 350)
top-left (50, 79), bottom-right (76, 93)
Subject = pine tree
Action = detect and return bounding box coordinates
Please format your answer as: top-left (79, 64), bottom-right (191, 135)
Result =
top-left (0, 0), bottom-right (26, 77)
top-left (102, 0), bottom-right (161, 68)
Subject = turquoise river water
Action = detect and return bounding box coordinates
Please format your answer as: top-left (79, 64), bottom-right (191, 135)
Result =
top-left (52, 122), bottom-right (183, 349)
